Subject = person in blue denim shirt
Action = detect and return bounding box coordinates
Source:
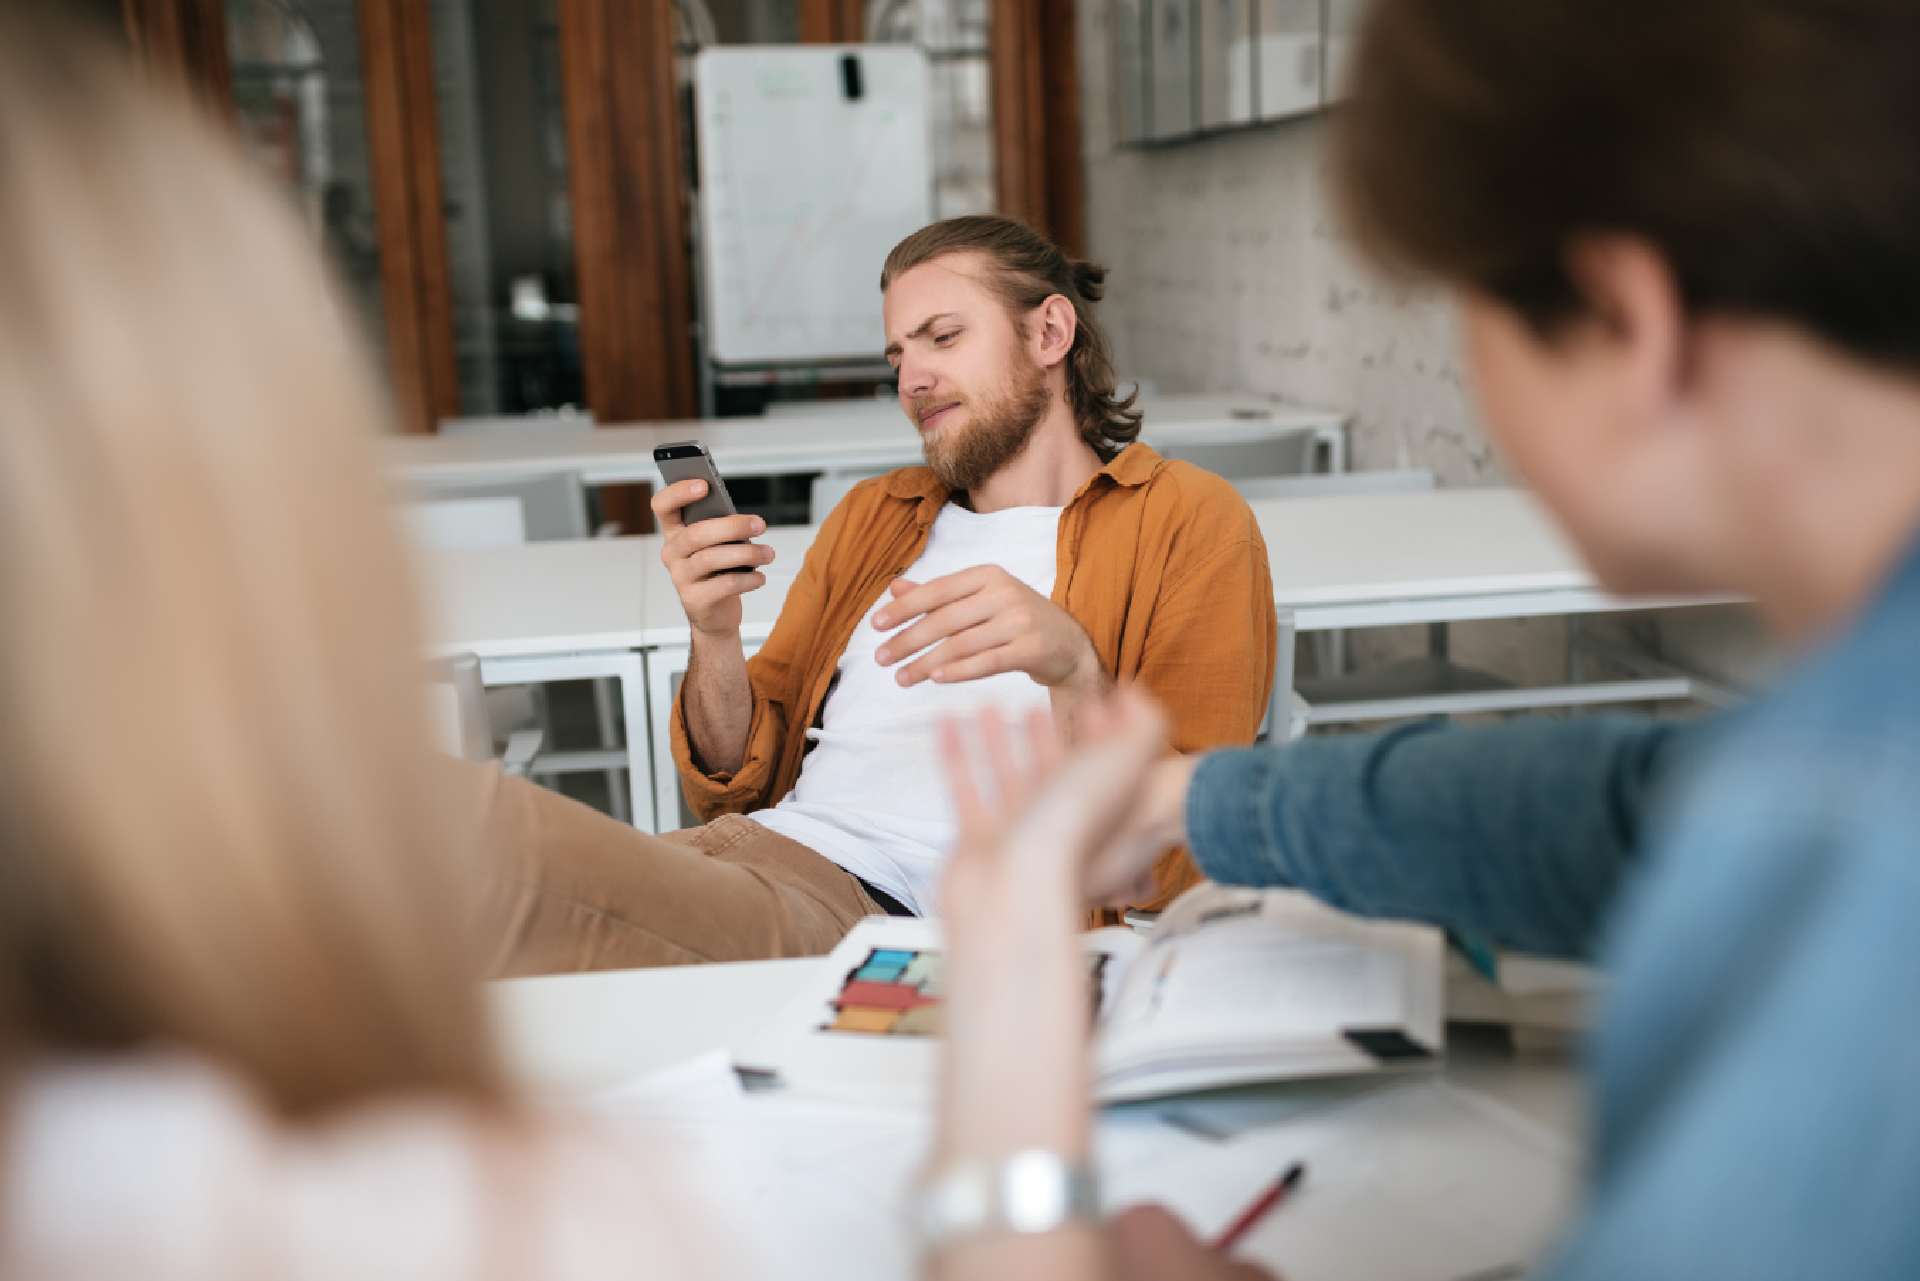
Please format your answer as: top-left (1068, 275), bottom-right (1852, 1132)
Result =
top-left (917, 2), bottom-right (1920, 1280)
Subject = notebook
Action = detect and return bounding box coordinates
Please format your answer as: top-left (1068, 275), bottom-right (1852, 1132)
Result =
top-left (742, 883), bottom-right (1444, 1106)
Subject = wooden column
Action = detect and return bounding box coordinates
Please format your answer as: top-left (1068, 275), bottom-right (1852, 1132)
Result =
top-left (991, 0), bottom-right (1085, 255)
top-left (558, 0), bottom-right (697, 527)
top-left (357, 0), bottom-right (459, 434)
top-left (799, 0), bottom-right (867, 43)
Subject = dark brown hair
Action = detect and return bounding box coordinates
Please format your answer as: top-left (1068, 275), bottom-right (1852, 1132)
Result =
top-left (881, 215), bottom-right (1143, 459)
top-left (1334, 0), bottom-right (1920, 371)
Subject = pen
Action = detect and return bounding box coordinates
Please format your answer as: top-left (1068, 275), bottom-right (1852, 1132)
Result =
top-left (1210, 1160), bottom-right (1305, 1253)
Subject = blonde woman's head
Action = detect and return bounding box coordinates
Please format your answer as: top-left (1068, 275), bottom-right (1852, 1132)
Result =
top-left (0, 11), bottom-right (502, 1116)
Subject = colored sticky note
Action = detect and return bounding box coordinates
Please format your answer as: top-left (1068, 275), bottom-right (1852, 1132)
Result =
top-left (833, 1007), bottom-right (899, 1033)
top-left (853, 963), bottom-right (904, 983)
top-left (868, 949), bottom-right (916, 968)
top-left (839, 980), bottom-right (919, 1010)
top-left (894, 1005), bottom-right (944, 1036)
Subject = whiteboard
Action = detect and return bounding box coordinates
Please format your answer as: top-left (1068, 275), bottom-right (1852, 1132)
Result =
top-left (694, 46), bottom-right (933, 367)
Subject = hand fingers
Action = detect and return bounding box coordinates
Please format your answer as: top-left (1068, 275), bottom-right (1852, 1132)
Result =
top-left (998, 707), bottom-right (1169, 861)
top-left (649, 478), bottom-right (712, 530)
top-left (1025, 707), bottom-right (1064, 777)
top-left (678, 571), bottom-right (766, 613)
top-left (666, 513), bottom-right (764, 560)
top-left (682, 539), bottom-right (774, 582)
top-left (873, 592), bottom-right (998, 667)
top-left (871, 567), bottom-right (994, 631)
top-left (1108, 1205), bottom-right (1278, 1281)
top-left (976, 706), bottom-right (1022, 810)
top-left (936, 717), bottom-right (990, 843)
top-left (896, 617), bottom-right (1021, 687)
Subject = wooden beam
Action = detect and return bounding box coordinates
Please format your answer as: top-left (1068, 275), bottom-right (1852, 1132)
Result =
top-left (558, 0), bottom-right (698, 528)
top-left (991, 0), bottom-right (1085, 255)
top-left (799, 0), bottom-right (867, 43)
top-left (357, 0), bottom-right (459, 434)
top-left (121, 0), bottom-right (232, 114)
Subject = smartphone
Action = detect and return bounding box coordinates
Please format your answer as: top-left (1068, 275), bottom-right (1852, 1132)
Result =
top-left (653, 440), bottom-right (754, 572)
top-left (653, 441), bottom-right (739, 523)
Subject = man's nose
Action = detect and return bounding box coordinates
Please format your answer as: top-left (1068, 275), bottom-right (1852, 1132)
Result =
top-left (898, 357), bottom-right (936, 399)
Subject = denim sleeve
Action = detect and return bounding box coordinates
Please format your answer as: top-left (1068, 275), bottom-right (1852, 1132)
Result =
top-left (1184, 716), bottom-right (1697, 959)
top-left (1541, 740), bottom-right (1920, 1281)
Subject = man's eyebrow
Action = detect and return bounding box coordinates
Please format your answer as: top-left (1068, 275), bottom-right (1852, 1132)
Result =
top-left (883, 312), bottom-right (960, 359)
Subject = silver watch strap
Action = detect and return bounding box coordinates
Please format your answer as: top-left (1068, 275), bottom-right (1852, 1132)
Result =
top-left (913, 1149), bottom-right (1100, 1253)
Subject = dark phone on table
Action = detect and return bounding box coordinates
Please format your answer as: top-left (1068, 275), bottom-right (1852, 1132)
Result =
top-left (653, 441), bottom-right (754, 573)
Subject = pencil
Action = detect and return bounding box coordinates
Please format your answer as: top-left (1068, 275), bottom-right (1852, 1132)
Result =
top-left (1210, 1161), bottom-right (1306, 1253)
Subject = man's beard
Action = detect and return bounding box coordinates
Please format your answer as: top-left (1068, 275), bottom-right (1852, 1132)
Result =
top-left (917, 350), bottom-right (1052, 493)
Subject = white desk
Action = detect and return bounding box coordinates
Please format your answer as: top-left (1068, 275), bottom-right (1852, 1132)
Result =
top-left (387, 394), bottom-right (1349, 489)
top-left (488, 959), bottom-right (1583, 1279)
top-left (1255, 489), bottom-right (1736, 724)
top-left (421, 538), bottom-right (659, 828)
top-left (424, 488), bottom-right (1734, 833)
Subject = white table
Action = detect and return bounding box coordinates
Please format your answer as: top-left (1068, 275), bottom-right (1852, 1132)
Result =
top-left (387, 394), bottom-right (1349, 489)
top-left (1254, 490), bottom-right (1736, 725)
top-left (488, 958), bottom-right (1584, 1278)
top-left (424, 488), bottom-right (1735, 833)
top-left (421, 538), bottom-right (660, 828)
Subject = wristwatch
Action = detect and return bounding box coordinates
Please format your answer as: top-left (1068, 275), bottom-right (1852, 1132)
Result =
top-left (912, 1149), bottom-right (1100, 1255)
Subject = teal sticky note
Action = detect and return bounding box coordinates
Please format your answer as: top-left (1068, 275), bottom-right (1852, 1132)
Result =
top-left (869, 949), bottom-right (915, 968)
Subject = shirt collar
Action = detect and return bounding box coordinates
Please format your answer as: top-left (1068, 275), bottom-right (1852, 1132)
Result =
top-left (882, 441), bottom-right (1162, 521)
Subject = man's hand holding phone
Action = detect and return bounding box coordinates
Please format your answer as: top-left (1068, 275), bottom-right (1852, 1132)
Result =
top-left (651, 478), bottom-right (775, 636)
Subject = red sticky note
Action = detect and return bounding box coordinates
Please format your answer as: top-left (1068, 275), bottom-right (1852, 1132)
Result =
top-left (838, 981), bottom-right (918, 1011)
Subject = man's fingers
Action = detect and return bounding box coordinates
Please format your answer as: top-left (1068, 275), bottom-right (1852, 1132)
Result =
top-left (667, 513), bottom-right (765, 559)
top-left (897, 617), bottom-right (1020, 686)
top-left (874, 593), bottom-right (997, 667)
top-left (649, 477), bottom-right (715, 530)
top-left (872, 566), bottom-right (994, 630)
top-left (921, 644), bottom-right (1018, 686)
top-left (679, 571), bottom-right (765, 611)
top-left (682, 539), bottom-right (774, 582)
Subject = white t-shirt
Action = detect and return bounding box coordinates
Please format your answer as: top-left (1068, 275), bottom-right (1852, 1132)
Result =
top-left (749, 502), bottom-right (1064, 914)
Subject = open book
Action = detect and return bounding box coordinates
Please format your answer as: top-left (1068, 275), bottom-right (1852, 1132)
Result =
top-left (742, 883), bottom-right (1444, 1106)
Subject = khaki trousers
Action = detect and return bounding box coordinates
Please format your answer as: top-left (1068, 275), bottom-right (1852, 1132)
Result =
top-left (461, 769), bottom-right (890, 977)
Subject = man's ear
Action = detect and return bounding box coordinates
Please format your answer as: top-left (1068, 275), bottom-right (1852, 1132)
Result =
top-left (1563, 235), bottom-right (1691, 410)
top-left (1029, 294), bottom-right (1077, 370)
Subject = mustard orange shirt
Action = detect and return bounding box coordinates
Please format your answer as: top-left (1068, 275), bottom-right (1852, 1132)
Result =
top-left (670, 442), bottom-right (1279, 911)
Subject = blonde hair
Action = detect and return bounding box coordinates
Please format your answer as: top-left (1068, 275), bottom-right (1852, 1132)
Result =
top-left (0, 13), bottom-right (504, 1117)
top-left (880, 215), bottom-right (1144, 460)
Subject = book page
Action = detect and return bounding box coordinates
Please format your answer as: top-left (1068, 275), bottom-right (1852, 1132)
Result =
top-left (1103, 920), bottom-right (1406, 1042)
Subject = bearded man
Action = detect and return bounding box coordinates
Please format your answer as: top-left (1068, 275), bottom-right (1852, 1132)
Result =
top-left (472, 215), bottom-right (1278, 974)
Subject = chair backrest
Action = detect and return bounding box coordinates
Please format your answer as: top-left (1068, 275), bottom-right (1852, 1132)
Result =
top-left (808, 468), bottom-right (891, 523)
top-left (1151, 427), bottom-right (1318, 481)
top-left (1232, 468), bottom-right (1437, 502)
top-left (424, 653), bottom-right (493, 762)
top-left (402, 495), bottom-right (528, 550)
top-left (407, 470), bottom-right (594, 542)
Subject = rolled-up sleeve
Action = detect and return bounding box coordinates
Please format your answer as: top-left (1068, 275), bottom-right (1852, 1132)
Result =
top-left (1129, 535), bottom-right (1279, 910)
top-left (669, 508), bottom-right (848, 820)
